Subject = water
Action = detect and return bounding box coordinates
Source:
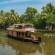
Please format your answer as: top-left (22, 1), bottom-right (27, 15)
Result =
top-left (0, 30), bottom-right (55, 55)
top-left (0, 30), bottom-right (42, 55)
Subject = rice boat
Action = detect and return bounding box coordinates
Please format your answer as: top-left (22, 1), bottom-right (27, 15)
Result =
top-left (7, 23), bottom-right (41, 43)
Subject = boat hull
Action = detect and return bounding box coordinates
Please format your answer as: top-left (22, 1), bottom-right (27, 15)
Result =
top-left (7, 30), bottom-right (41, 43)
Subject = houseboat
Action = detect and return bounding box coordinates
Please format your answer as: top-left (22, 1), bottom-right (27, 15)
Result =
top-left (7, 23), bottom-right (41, 43)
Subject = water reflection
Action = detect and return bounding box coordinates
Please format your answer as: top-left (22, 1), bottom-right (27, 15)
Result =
top-left (0, 44), bottom-right (16, 55)
top-left (0, 31), bottom-right (42, 55)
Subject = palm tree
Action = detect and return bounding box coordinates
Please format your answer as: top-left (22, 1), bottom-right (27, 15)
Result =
top-left (42, 3), bottom-right (54, 14)
top-left (41, 3), bottom-right (55, 28)
top-left (25, 7), bottom-right (37, 19)
top-left (10, 9), bottom-right (17, 24)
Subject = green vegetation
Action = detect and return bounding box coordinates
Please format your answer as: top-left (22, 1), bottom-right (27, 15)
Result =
top-left (0, 3), bottom-right (55, 29)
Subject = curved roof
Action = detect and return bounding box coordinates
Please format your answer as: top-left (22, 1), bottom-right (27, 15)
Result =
top-left (7, 23), bottom-right (35, 32)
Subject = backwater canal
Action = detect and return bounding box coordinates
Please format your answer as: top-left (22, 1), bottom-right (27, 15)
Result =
top-left (0, 29), bottom-right (55, 55)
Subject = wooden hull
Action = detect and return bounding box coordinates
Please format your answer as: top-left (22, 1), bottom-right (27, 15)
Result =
top-left (7, 30), bottom-right (41, 43)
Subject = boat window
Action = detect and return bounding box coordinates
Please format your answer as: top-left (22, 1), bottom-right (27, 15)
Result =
top-left (24, 25), bottom-right (33, 28)
top-left (18, 25), bottom-right (23, 29)
top-left (18, 32), bottom-right (20, 36)
top-left (25, 31), bottom-right (31, 38)
top-left (22, 32), bottom-right (24, 36)
top-left (15, 25), bottom-right (18, 28)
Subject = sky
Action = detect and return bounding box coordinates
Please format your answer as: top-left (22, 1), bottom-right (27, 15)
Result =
top-left (0, 0), bottom-right (55, 14)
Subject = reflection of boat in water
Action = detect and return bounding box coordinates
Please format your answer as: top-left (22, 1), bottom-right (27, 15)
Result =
top-left (7, 23), bottom-right (41, 43)
top-left (7, 39), bottom-right (42, 55)
top-left (0, 37), bottom-right (42, 55)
